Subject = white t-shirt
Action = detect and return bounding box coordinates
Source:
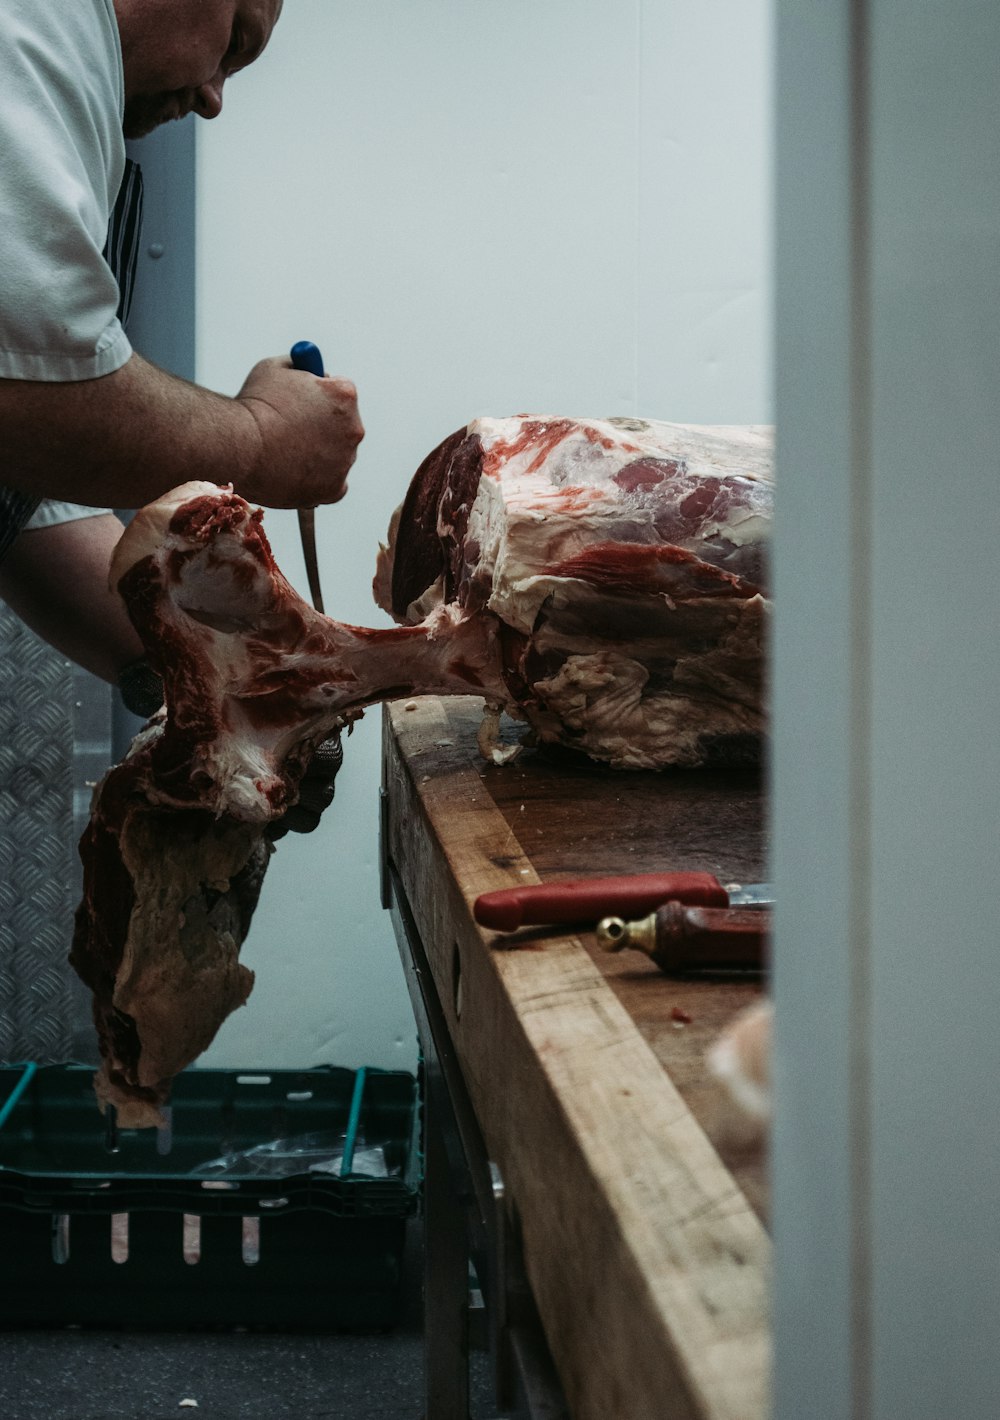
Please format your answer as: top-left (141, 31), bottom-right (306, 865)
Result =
top-left (24, 498), bottom-right (112, 530)
top-left (0, 0), bottom-right (132, 382)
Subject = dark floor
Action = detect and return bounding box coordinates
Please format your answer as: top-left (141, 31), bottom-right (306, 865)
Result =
top-left (0, 1220), bottom-right (501, 1420)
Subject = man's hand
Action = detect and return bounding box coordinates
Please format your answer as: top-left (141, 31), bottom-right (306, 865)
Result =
top-left (0, 352), bottom-right (363, 514)
top-left (235, 357), bottom-right (364, 509)
top-left (267, 733), bottom-right (344, 841)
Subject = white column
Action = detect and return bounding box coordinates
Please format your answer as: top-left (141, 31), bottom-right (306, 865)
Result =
top-left (773, 2), bottom-right (1000, 1415)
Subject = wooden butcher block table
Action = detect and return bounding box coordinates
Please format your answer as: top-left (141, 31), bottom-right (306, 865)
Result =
top-left (381, 697), bottom-right (771, 1420)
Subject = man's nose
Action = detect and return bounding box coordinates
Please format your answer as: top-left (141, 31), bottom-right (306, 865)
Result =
top-left (194, 71), bottom-right (225, 120)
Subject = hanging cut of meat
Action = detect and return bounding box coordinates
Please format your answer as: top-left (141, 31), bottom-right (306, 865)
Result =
top-left (102, 482), bottom-right (506, 823)
top-left (71, 482), bottom-right (506, 1126)
top-left (72, 417), bottom-right (772, 1126)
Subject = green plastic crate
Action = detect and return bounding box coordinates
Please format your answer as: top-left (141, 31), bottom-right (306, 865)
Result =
top-left (0, 1063), bottom-right (419, 1330)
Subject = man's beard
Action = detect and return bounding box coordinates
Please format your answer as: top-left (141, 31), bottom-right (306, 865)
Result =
top-left (123, 94), bottom-right (189, 140)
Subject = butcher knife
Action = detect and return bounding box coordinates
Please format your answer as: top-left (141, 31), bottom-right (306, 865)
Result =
top-left (597, 902), bottom-right (770, 975)
top-left (473, 871), bottom-right (773, 932)
top-left (290, 339), bottom-right (326, 614)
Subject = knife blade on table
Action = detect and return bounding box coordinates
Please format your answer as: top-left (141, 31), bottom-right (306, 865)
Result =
top-left (472, 871), bottom-right (773, 932)
top-left (290, 339), bottom-right (326, 614)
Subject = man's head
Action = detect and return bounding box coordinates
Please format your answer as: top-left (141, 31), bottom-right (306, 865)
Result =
top-left (114, 0), bottom-right (284, 139)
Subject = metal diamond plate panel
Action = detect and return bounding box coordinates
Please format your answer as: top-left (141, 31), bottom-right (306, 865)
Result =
top-left (0, 604), bottom-right (110, 1062)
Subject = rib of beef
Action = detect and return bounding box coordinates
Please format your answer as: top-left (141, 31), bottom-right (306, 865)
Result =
top-left (72, 418), bottom-right (773, 1126)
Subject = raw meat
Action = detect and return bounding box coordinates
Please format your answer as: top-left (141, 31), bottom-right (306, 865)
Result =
top-left (708, 999), bottom-right (773, 1147)
top-left (72, 482), bottom-right (506, 1126)
top-left (71, 762), bottom-right (269, 1127)
top-left (375, 416), bottom-right (772, 768)
top-left (73, 417), bottom-right (772, 1125)
top-left (104, 483), bottom-right (505, 823)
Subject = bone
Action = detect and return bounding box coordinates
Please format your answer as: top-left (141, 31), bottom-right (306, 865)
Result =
top-left (112, 481), bottom-right (508, 823)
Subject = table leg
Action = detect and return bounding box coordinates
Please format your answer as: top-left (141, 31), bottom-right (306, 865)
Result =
top-left (423, 1074), bottom-right (472, 1420)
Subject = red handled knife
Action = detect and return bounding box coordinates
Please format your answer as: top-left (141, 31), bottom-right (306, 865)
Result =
top-left (473, 872), bottom-right (772, 932)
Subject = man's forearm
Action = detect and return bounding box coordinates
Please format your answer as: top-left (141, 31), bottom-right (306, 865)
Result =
top-left (0, 354), bottom-right (260, 509)
top-left (0, 513), bottom-right (144, 682)
top-left (0, 350), bottom-right (364, 511)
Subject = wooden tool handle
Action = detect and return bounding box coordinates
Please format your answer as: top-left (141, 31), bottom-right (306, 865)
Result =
top-left (651, 903), bottom-right (770, 973)
top-left (474, 871), bottom-right (729, 931)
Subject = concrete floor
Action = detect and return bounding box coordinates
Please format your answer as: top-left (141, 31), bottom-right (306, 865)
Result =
top-left (0, 1220), bottom-right (502, 1420)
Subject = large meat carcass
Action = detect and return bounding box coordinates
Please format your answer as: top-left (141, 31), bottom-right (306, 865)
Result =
top-left (376, 416), bottom-right (771, 768)
top-left (72, 417), bottom-right (773, 1125)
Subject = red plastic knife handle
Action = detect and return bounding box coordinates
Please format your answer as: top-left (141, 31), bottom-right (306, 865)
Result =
top-left (473, 871), bottom-right (729, 931)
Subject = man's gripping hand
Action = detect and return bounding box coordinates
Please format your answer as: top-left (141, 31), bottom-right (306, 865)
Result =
top-left (266, 732), bottom-right (344, 841)
top-left (235, 357), bottom-right (364, 509)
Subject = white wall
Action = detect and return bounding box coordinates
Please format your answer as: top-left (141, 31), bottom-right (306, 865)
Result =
top-left (194, 0), bottom-right (773, 1070)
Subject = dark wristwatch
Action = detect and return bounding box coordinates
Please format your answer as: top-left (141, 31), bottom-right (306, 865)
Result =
top-left (117, 659), bottom-right (164, 719)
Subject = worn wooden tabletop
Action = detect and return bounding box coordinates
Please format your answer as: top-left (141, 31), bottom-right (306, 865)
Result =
top-left (382, 696), bottom-right (771, 1420)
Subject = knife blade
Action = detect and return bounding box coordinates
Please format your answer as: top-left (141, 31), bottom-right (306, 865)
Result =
top-left (290, 339), bottom-right (326, 614)
top-left (473, 871), bottom-right (773, 932)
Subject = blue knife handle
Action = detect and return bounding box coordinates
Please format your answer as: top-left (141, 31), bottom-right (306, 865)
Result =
top-left (290, 340), bottom-right (325, 377)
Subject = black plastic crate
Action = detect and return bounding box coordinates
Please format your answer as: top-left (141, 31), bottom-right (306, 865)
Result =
top-left (0, 1063), bottom-right (419, 1330)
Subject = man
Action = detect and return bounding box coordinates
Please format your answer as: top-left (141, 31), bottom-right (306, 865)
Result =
top-left (0, 0), bottom-right (363, 691)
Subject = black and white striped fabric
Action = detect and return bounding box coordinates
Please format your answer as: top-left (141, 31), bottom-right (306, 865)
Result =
top-left (0, 159), bottom-right (144, 563)
top-left (0, 489), bottom-right (39, 565)
top-left (104, 158), bottom-right (144, 330)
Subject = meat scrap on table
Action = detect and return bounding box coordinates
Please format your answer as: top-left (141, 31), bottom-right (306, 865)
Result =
top-left (72, 415), bottom-right (774, 1126)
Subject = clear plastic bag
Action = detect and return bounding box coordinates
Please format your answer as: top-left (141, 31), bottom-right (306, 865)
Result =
top-left (192, 1131), bottom-right (397, 1180)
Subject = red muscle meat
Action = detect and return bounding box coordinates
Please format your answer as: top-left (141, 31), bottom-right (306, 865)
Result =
top-left (72, 483), bottom-right (505, 1126)
top-left (73, 417), bottom-right (772, 1125)
top-left (375, 415), bottom-right (772, 769)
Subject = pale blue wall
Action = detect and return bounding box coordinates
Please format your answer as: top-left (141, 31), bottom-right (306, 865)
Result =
top-left (191, 0), bottom-right (774, 1071)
